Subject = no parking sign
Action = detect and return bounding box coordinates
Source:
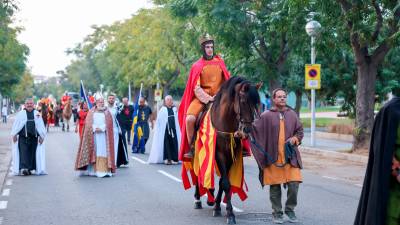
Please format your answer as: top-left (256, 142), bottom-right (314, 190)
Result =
top-left (305, 64), bottom-right (321, 89)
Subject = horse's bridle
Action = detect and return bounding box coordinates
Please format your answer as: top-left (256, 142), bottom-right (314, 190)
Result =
top-left (235, 89), bottom-right (259, 134)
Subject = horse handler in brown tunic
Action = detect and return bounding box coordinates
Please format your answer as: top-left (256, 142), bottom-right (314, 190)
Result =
top-left (250, 88), bottom-right (304, 224)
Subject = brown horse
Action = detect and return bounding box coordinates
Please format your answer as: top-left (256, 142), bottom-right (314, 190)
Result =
top-left (62, 100), bottom-right (73, 132)
top-left (194, 76), bottom-right (260, 224)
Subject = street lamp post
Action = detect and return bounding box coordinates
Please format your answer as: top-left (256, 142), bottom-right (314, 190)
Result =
top-left (305, 20), bottom-right (321, 147)
top-left (100, 84), bottom-right (104, 94)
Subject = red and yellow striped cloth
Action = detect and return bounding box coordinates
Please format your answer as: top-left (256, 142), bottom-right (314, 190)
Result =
top-left (181, 109), bottom-right (248, 201)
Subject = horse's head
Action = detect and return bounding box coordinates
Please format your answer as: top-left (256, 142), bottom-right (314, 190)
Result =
top-left (233, 80), bottom-right (261, 134)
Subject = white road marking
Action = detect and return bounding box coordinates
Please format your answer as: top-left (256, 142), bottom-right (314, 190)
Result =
top-left (131, 156), bottom-right (148, 164)
top-left (1, 189), bottom-right (10, 197)
top-left (5, 179), bottom-right (12, 186)
top-left (221, 202), bottom-right (244, 213)
top-left (322, 176), bottom-right (338, 180)
top-left (158, 170), bottom-right (182, 183)
top-left (0, 201), bottom-right (7, 209)
top-left (0, 216), bottom-right (3, 225)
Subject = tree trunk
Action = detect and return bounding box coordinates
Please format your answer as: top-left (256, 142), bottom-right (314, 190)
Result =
top-left (294, 90), bottom-right (302, 116)
top-left (353, 63), bottom-right (377, 151)
top-left (268, 78), bottom-right (281, 93)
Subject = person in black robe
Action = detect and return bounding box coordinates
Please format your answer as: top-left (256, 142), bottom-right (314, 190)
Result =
top-left (163, 104), bottom-right (179, 164)
top-left (354, 88), bottom-right (400, 225)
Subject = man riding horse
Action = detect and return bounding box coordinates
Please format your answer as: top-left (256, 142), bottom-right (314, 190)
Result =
top-left (61, 91), bottom-right (71, 111)
top-left (178, 34), bottom-right (230, 161)
top-left (178, 35), bottom-right (257, 224)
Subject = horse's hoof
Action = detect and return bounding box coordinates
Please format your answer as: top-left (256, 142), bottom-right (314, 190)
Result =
top-left (213, 209), bottom-right (222, 217)
top-left (194, 200), bottom-right (202, 209)
top-left (207, 200), bottom-right (215, 206)
top-left (227, 216), bottom-right (236, 224)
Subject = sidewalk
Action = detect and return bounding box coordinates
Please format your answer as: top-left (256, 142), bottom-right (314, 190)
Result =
top-left (300, 131), bottom-right (368, 163)
top-left (0, 116), bottom-right (13, 194)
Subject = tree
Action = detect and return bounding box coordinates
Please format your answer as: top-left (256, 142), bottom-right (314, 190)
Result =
top-left (10, 70), bottom-right (34, 104)
top-left (328, 1), bottom-right (400, 149)
top-left (0, 0), bottom-right (29, 96)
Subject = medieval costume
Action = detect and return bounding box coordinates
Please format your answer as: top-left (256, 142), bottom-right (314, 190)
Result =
top-left (148, 105), bottom-right (181, 164)
top-left (178, 35), bottom-right (250, 207)
top-left (132, 104), bottom-right (152, 154)
top-left (109, 102), bottom-right (129, 167)
top-left (74, 103), bottom-right (116, 177)
top-left (60, 93), bottom-right (71, 111)
top-left (11, 109), bottom-right (47, 175)
top-left (251, 106), bottom-right (303, 222)
top-left (178, 52), bottom-right (230, 161)
top-left (76, 106), bottom-right (88, 139)
top-left (354, 96), bottom-right (400, 225)
top-left (117, 103), bottom-right (134, 145)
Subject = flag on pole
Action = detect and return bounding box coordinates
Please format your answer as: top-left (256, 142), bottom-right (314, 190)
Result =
top-left (131, 83), bottom-right (145, 153)
top-left (128, 82), bottom-right (132, 104)
top-left (80, 80), bottom-right (93, 109)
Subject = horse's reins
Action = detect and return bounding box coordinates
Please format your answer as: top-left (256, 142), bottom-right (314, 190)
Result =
top-left (214, 86), bottom-right (257, 162)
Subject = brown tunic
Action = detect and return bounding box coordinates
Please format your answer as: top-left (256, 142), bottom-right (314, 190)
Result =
top-left (186, 59), bottom-right (224, 117)
top-left (251, 107), bottom-right (304, 185)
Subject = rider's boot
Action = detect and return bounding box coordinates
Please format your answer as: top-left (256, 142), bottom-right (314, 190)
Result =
top-left (184, 115), bottom-right (196, 159)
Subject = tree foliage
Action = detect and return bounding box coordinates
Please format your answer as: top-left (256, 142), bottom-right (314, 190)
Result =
top-left (0, 0), bottom-right (29, 96)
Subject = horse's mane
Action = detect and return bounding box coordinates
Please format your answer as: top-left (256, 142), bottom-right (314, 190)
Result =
top-left (214, 76), bottom-right (260, 107)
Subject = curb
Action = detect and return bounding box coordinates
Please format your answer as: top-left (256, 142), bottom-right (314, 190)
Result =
top-left (299, 146), bottom-right (368, 164)
top-left (0, 116), bottom-right (14, 194)
top-left (315, 131), bottom-right (353, 142)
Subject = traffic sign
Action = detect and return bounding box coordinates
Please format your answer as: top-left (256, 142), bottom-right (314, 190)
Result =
top-left (154, 89), bottom-right (162, 102)
top-left (305, 64), bottom-right (321, 89)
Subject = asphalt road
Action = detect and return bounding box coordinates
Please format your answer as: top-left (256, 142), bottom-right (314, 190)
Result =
top-left (0, 127), bottom-right (363, 225)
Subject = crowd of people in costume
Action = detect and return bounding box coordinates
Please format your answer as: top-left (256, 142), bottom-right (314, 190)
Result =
top-left (9, 34), bottom-right (400, 225)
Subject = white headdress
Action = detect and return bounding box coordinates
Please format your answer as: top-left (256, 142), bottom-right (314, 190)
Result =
top-left (94, 92), bottom-right (104, 101)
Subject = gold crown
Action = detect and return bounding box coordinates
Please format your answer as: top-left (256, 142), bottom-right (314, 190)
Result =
top-left (199, 34), bottom-right (214, 45)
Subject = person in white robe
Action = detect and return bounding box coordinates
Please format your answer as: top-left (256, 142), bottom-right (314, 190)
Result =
top-left (11, 98), bottom-right (47, 176)
top-left (148, 95), bottom-right (181, 164)
top-left (75, 93), bottom-right (116, 177)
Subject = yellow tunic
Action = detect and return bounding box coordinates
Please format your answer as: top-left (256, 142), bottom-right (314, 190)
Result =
top-left (187, 58), bottom-right (224, 117)
top-left (263, 118), bottom-right (302, 185)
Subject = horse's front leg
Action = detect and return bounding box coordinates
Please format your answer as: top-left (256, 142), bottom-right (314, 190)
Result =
top-left (213, 178), bottom-right (224, 217)
top-left (222, 177), bottom-right (235, 224)
top-left (215, 150), bottom-right (236, 224)
top-left (194, 184), bottom-right (202, 209)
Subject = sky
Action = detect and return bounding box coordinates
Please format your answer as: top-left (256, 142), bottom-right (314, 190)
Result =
top-left (15, 0), bottom-right (153, 77)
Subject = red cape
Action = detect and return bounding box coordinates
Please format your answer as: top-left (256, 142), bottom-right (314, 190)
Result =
top-left (178, 55), bottom-right (230, 161)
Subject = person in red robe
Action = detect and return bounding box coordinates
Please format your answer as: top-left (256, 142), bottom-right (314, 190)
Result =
top-left (178, 34), bottom-right (230, 161)
top-left (75, 101), bottom-right (89, 139)
top-left (61, 91), bottom-right (71, 110)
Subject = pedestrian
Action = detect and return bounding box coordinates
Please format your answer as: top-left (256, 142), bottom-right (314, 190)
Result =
top-left (10, 98), bottom-right (47, 176)
top-left (132, 97), bottom-right (153, 154)
top-left (117, 97), bottom-right (134, 145)
top-left (108, 93), bottom-right (128, 167)
top-left (263, 93), bottom-right (272, 111)
top-left (178, 34), bottom-right (230, 160)
top-left (75, 101), bottom-right (89, 140)
top-left (75, 93), bottom-right (116, 177)
top-left (354, 87), bottom-right (400, 225)
top-left (250, 88), bottom-right (304, 224)
top-left (2, 104), bottom-right (7, 123)
top-left (148, 95), bottom-right (181, 165)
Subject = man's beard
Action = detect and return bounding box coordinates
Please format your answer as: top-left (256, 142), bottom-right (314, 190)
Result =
top-left (203, 52), bottom-right (214, 60)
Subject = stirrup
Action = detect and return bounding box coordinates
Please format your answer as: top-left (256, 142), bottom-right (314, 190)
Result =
top-left (184, 150), bottom-right (194, 159)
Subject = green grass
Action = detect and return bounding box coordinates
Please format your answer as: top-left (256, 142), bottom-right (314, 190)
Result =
top-left (300, 106), bottom-right (341, 113)
top-left (300, 117), bottom-right (354, 128)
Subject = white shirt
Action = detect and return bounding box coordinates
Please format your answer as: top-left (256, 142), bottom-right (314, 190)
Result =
top-left (2, 106), bottom-right (7, 116)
